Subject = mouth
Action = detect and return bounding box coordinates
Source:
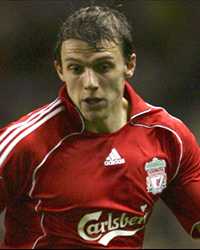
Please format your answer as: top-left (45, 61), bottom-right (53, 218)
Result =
top-left (82, 97), bottom-right (106, 109)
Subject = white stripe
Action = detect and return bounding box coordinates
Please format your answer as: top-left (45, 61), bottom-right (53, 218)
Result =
top-left (32, 213), bottom-right (46, 249)
top-left (0, 99), bottom-right (61, 155)
top-left (0, 99), bottom-right (61, 151)
top-left (29, 133), bottom-right (72, 197)
top-left (0, 98), bottom-right (60, 143)
top-left (35, 200), bottom-right (42, 212)
top-left (0, 106), bottom-right (64, 167)
top-left (130, 102), bottom-right (182, 124)
top-left (145, 103), bottom-right (183, 123)
top-left (130, 108), bottom-right (152, 120)
top-left (29, 123), bottom-right (85, 198)
top-left (133, 123), bottom-right (183, 181)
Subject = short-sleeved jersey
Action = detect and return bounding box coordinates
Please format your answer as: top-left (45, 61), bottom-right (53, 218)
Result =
top-left (0, 82), bottom-right (200, 249)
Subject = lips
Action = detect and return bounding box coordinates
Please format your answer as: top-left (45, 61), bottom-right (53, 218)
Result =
top-left (83, 97), bottom-right (106, 108)
top-left (84, 97), bottom-right (103, 104)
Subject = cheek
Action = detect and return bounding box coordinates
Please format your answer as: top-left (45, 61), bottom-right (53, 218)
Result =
top-left (108, 67), bottom-right (125, 86)
top-left (107, 75), bottom-right (125, 95)
top-left (65, 82), bottom-right (81, 105)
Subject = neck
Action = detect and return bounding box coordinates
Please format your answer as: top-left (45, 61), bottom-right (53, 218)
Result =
top-left (85, 97), bottom-right (129, 134)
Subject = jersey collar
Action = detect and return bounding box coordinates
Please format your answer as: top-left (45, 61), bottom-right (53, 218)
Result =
top-left (58, 81), bottom-right (153, 129)
top-left (124, 81), bottom-right (152, 120)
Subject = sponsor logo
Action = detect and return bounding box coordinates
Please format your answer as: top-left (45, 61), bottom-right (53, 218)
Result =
top-left (77, 210), bottom-right (148, 246)
top-left (104, 148), bottom-right (125, 166)
top-left (145, 157), bottom-right (167, 195)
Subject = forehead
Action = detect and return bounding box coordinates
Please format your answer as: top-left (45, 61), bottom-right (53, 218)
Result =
top-left (61, 39), bottom-right (123, 61)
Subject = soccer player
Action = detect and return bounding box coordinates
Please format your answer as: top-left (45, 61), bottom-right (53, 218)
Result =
top-left (0, 5), bottom-right (200, 249)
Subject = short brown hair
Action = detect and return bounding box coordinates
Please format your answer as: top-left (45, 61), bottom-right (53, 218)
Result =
top-left (54, 5), bottom-right (134, 65)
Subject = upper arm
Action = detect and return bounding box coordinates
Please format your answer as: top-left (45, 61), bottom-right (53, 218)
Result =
top-left (0, 126), bottom-right (28, 213)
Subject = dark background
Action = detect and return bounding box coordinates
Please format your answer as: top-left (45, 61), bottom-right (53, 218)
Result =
top-left (0, 0), bottom-right (199, 248)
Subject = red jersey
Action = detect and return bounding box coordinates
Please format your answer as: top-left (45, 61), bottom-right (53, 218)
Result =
top-left (0, 82), bottom-right (200, 249)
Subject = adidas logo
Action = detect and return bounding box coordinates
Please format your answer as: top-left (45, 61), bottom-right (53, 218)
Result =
top-left (104, 148), bottom-right (125, 166)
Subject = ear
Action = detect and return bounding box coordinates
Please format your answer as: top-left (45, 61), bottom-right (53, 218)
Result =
top-left (54, 60), bottom-right (65, 82)
top-left (124, 53), bottom-right (136, 79)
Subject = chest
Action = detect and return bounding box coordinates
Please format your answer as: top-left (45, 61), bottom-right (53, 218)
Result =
top-left (31, 126), bottom-right (176, 212)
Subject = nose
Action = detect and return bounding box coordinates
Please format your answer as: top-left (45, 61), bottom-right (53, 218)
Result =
top-left (82, 68), bottom-right (99, 90)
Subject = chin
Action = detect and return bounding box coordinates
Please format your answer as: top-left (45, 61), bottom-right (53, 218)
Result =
top-left (83, 111), bottom-right (107, 122)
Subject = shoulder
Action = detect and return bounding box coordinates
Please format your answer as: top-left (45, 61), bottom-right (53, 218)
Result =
top-left (133, 103), bottom-right (196, 146)
top-left (133, 103), bottom-right (199, 173)
top-left (131, 103), bottom-right (200, 179)
top-left (0, 98), bottom-right (66, 169)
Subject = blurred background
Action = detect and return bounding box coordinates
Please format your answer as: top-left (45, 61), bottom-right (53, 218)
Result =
top-left (0, 0), bottom-right (199, 248)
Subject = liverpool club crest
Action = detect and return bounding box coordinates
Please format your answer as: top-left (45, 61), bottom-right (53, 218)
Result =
top-left (145, 157), bottom-right (167, 195)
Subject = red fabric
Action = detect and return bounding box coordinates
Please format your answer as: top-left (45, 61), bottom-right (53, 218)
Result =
top-left (0, 82), bottom-right (200, 248)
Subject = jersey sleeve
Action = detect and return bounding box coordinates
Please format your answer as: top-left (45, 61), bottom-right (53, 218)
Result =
top-left (161, 121), bottom-right (200, 238)
top-left (0, 126), bottom-right (30, 214)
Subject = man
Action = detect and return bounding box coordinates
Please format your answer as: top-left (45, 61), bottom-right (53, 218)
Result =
top-left (0, 5), bottom-right (200, 249)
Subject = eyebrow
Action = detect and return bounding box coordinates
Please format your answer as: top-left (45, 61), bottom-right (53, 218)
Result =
top-left (64, 56), bottom-right (115, 63)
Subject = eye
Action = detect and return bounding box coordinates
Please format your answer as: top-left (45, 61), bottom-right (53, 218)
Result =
top-left (94, 62), bottom-right (114, 73)
top-left (68, 64), bottom-right (84, 75)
